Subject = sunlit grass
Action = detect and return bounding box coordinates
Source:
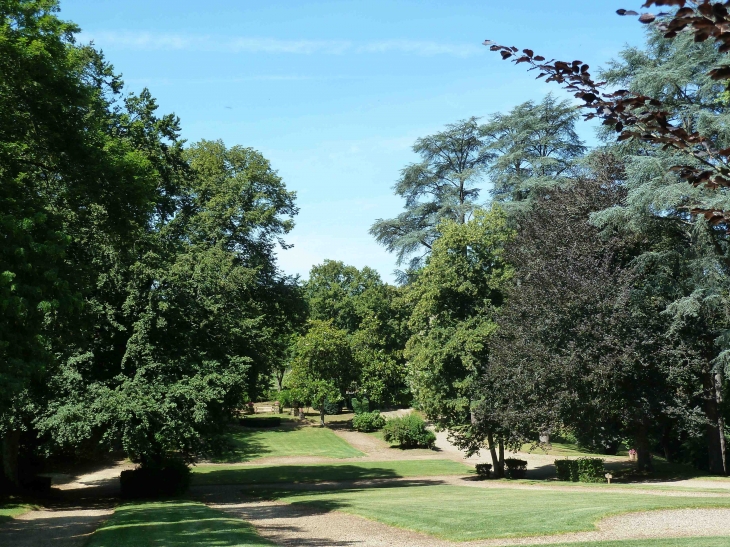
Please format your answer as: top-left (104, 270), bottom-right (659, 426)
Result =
top-left (212, 422), bottom-right (364, 463)
top-left (266, 484), bottom-right (730, 541)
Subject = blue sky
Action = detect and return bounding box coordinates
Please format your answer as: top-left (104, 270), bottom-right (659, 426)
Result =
top-left (61, 0), bottom-right (646, 283)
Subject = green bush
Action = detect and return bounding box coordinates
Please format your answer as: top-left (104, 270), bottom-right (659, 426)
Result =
top-left (352, 411), bottom-right (385, 432)
top-left (382, 414), bottom-right (436, 449)
top-left (351, 397), bottom-right (370, 414)
top-left (504, 458), bottom-right (527, 479)
top-left (475, 463), bottom-right (492, 478)
top-left (120, 460), bottom-right (190, 499)
top-left (554, 458), bottom-right (605, 482)
top-left (277, 389), bottom-right (292, 409)
top-left (555, 458), bottom-right (574, 481)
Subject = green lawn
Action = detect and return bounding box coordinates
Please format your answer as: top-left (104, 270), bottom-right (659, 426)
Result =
top-left (192, 459), bottom-right (473, 486)
top-left (266, 484), bottom-right (730, 541)
top-left (531, 539), bottom-right (730, 547)
top-left (212, 423), bottom-right (364, 462)
top-left (0, 503), bottom-right (34, 523)
top-left (86, 501), bottom-right (274, 547)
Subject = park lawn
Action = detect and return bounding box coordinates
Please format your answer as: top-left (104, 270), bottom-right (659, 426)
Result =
top-left (192, 459), bottom-right (473, 486)
top-left (266, 484), bottom-right (730, 542)
top-left (528, 539), bottom-right (730, 547)
top-left (212, 423), bottom-right (364, 462)
top-left (86, 501), bottom-right (274, 547)
top-left (0, 503), bottom-right (35, 522)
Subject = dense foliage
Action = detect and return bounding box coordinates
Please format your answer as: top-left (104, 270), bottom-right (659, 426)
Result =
top-left (382, 414), bottom-right (436, 449)
top-left (0, 0), bottom-right (302, 488)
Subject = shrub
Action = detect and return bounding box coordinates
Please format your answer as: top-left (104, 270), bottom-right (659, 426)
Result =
top-left (313, 397), bottom-right (342, 415)
top-left (504, 458), bottom-right (527, 479)
top-left (475, 463), bottom-right (492, 478)
top-left (352, 411), bottom-right (385, 432)
top-left (120, 460), bottom-right (190, 499)
top-left (351, 397), bottom-right (370, 414)
top-left (382, 414), bottom-right (436, 449)
top-left (555, 458), bottom-right (574, 481)
top-left (277, 389), bottom-right (292, 409)
top-left (576, 457), bottom-right (606, 482)
top-left (554, 458), bottom-right (605, 482)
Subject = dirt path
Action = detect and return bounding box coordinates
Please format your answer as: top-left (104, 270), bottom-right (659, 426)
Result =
top-left (200, 485), bottom-right (730, 547)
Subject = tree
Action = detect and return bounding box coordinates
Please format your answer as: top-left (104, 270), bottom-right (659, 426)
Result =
top-left (486, 2), bottom-right (730, 475)
top-left (305, 260), bottom-right (411, 407)
top-left (289, 320), bottom-right (356, 426)
top-left (482, 93), bottom-right (586, 210)
top-left (405, 207), bottom-right (513, 476)
top-left (370, 117), bottom-right (491, 273)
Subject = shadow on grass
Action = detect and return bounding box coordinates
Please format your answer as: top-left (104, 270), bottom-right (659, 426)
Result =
top-left (88, 501), bottom-right (273, 547)
top-left (194, 464), bottom-right (405, 487)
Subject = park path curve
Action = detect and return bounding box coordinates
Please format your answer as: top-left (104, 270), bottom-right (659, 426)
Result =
top-left (0, 508), bottom-right (112, 547)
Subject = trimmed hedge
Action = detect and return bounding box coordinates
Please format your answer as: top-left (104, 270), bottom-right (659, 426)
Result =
top-left (555, 457), bottom-right (606, 482)
top-left (352, 411), bottom-right (385, 432)
top-left (475, 463), bottom-right (492, 478)
top-left (382, 414), bottom-right (436, 449)
top-left (120, 461), bottom-right (190, 499)
top-left (504, 458), bottom-right (527, 479)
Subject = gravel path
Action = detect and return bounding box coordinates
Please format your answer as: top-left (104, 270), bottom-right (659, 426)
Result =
top-left (201, 486), bottom-right (730, 547)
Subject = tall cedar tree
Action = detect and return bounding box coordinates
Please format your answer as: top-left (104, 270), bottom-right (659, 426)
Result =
top-left (370, 117), bottom-right (491, 274)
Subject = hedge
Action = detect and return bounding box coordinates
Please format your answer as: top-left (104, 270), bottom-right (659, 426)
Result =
top-left (504, 458), bottom-right (527, 479)
top-left (555, 457), bottom-right (606, 482)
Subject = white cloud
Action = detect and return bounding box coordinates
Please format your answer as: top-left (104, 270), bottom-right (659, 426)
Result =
top-left (83, 31), bottom-right (485, 58)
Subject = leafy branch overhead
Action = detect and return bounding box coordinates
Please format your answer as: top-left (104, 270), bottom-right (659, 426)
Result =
top-left (484, 0), bottom-right (730, 225)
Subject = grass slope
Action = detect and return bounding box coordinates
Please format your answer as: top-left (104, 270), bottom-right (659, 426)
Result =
top-left (268, 484), bottom-right (730, 542)
top-left (192, 459), bottom-right (473, 486)
top-left (86, 501), bottom-right (274, 547)
top-left (213, 423), bottom-right (364, 463)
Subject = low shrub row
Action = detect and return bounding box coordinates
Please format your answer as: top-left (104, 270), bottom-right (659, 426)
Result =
top-left (475, 463), bottom-right (492, 478)
top-left (504, 458), bottom-right (527, 479)
top-left (555, 457), bottom-right (606, 482)
top-left (352, 411), bottom-right (385, 432)
top-left (382, 414), bottom-right (436, 449)
top-left (239, 416), bottom-right (282, 428)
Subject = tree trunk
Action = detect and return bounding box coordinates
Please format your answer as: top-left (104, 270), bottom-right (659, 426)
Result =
top-left (635, 422), bottom-right (652, 472)
top-left (2, 430), bottom-right (20, 490)
top-left (487, 431), bottom-right (503, 478)
top-left (703, 370), bottom-right (727, 474)
top-left (498, 438), bottom-right (505, 476)
top-left (320, 406), bottom-right (325, 427)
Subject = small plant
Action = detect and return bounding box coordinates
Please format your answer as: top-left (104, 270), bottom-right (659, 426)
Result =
top-left (277, 389), bottom-right (292, 409)
top-left (504, 458), bottom-right (527, 479)
top-left (351, 397), bottom-right (370, 414)
top-left (554, 457), bottom-right (606, 482)
top-left (352, 410), bottom-right (385, 432)
top-left (382, 414), bottom-right (436, 449)
top-left (475, 463), bottom-right (492, 478)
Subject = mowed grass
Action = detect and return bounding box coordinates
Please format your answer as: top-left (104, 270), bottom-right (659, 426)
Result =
top-left (0, 503), bottom-right (34, 522)
top-left (267, 484), bottom-right (730, 541)
top-left (212, 423), bottom-right (364, 463)
top-left (86, 501), bottom-right (274, 547)
top-left (531, 539), bottom-right (730, 547)
top-left (192, 459), bottom-right (473, 486)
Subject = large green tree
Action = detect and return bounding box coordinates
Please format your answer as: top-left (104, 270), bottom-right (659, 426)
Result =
top-left (405, 207), bottom-right (512, 476)
top-left (304, 260), bottom-right (410, 407)
top-left (483, 93), bottom-right (586, 211)
top-left (370, 117), bottom-right (491, 273)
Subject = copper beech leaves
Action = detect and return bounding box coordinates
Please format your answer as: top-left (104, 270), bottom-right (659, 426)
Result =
top-left (484, 1), bottom-right (730, 223)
